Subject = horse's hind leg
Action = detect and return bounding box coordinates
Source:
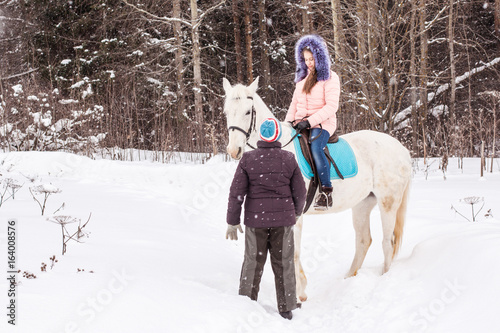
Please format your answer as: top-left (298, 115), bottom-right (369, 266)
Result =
top-left (379, 197), bottom-right (399, 274)
top-left (294, 216), bottom-right (308, 302)
top-left (346, 194), bottom-right (377, 278)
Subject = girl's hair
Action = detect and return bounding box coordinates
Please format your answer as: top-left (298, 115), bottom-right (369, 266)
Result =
top-left (302, 68), bottom-right (318, 94)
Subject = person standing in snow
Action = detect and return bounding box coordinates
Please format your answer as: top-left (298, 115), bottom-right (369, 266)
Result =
top-left (225, 118), bottom-right (306, 320)
top-left (285, 34), bottom-right (341, 210)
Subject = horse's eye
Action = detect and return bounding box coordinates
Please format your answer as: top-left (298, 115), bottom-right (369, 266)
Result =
top-left (245, 111), bottom-right (251, 115)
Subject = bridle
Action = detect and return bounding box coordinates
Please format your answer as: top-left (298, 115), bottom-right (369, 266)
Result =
top-left (227, 95), bottom-right (301, 151)
top-left (227, 96), bottom-right (257, 150)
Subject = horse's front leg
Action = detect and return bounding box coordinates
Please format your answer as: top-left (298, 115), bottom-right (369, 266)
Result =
top-left (294, 216), bottom-right (308, 302)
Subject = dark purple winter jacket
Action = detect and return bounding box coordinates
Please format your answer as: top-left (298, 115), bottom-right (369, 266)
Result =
top-left (226, 141), bottom-right (306, 228)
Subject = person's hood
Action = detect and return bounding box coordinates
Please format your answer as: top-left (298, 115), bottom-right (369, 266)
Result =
top-left (294, 34), bottom-right (331, 83)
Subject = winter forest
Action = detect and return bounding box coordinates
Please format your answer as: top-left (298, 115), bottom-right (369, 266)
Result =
top-left (0, 0), bottom-right (499, 161)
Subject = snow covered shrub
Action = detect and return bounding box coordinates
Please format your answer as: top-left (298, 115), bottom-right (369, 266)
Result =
top-left (1, 80), bottom-right (107, 153)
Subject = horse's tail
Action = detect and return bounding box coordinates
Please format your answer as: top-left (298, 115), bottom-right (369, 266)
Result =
top-left (393, 179), bottom-right (411, 259)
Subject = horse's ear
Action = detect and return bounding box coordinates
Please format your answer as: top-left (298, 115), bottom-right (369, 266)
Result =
top-left (223, 78), bottom-right (232, 93)
top-left (248, 76), bottom-right (259, 95)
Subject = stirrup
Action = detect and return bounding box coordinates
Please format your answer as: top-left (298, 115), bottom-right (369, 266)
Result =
top-left (314, 192), bottom-right (330, 211)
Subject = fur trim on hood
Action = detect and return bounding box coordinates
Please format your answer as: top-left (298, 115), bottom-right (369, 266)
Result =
top-left (294, 35), bottom-right (331, 83)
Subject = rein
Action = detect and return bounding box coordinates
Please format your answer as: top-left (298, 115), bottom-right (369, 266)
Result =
top-left (282, 130), bottom-right (300, 148)
top-left (281, 119), bottom-right (323, 148)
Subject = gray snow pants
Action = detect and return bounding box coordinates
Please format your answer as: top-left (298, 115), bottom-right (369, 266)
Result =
top-left (239, 225), bottom-right (297, 313)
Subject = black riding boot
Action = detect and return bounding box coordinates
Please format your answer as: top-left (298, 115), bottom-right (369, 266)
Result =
top-left (314, 186), bottom-right (333, 210)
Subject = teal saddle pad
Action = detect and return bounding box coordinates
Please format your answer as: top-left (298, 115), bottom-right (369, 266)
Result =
top-left (291, 129), bottom-right (358, 180)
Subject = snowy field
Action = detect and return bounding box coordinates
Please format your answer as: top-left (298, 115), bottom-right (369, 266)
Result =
top-left (0, 151), bottom-right (499, 333)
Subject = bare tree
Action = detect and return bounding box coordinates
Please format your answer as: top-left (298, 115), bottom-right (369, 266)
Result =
top-left (244, 0), bottom-right (253, 83)
top-left (173, 0), bottom-right (186, 121)
top-left (330, 0), bottom-right (345, 63)
top-left (419, 0), bottom-right (429, 163)
top-left (448, 0), bottom-right (457, 154)
top-left (258, 0), bottom-right (271, 100)
top-left (232, 0), bottom-right (244, 83)
top-left (190, 0), bottom-right (204, 148)
top-left (301, 0), bottom-right (311, 34)
top-left (496, 0), bottom-right (500, 39)
top-left (410, 0), bottom-right (418, 154)
top-left (480, 91), bottom-right (500, 172)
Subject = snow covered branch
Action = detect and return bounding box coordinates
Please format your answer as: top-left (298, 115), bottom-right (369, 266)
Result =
top-left (122, 0), bottom-right (192, 27)
top-left (122, 0), bottom-right (226, 30)
top-left (193, 0), bottom-right (227, 30)
top-left (0, 68), bottom-right (39, 81)
top-left (394, 57), bottom-right (500, 128)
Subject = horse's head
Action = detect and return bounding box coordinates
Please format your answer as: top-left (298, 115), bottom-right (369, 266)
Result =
top-left (223, 77), bottom-right (260, 160)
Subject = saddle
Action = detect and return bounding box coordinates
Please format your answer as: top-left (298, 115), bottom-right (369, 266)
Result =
top-left (297, 129), bottom-right (344, 213)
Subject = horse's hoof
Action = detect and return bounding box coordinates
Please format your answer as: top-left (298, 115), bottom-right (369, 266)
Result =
top-left (345, 270), bottom-right (357, 279)
top-left (299, 295), bottom-right (308, 302)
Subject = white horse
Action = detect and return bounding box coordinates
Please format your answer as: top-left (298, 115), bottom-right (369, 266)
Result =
top-left (223, 77), bottom-right (412, 303)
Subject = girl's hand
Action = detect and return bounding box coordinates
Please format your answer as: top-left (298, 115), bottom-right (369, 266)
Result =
top-left (295, 120), bottom-right (311, 131)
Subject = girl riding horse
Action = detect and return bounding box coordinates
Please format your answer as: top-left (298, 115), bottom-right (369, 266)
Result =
top-left (286, 34), bottom-right (341, 210)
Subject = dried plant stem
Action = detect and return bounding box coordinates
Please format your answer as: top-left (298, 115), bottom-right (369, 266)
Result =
top-left (451, 205), bottom-right (471, 222)
top-left (48, 213), bottom-right (92, 255)
top-left (29, 188), bottom-right (49, 215)
top-left (0, 186), bottom-right (13, 208)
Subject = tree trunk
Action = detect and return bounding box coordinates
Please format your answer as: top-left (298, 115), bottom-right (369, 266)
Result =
top-left (496, 0), bottom-right (500, 39)
top-left (448, 0), bottom-right (457, 154)
top-left (462, 14), bottom-right (474, 157)
top-left (244, 0), bottom-right (253, 84)
top-left (301, 0), bottom-right (310, 34)
top-left (410, 0), bottom-right (418, 155)
top-left (330, 0), bottom-right (345, 63)
top-left (355, 0), bottom-right (366, 78)
top-left (492, 100), bottom-right (497, 173)
top-left (232, 0), bottom-right (244, 83)
top-left (481, 140), bottom-right (485, 177)
top-left (173, 0), bottom-right (186, 126)
top-left (258, 0), bottom-right (271, 100)
top-left (190, 0), bottom-right (204, 150)
top-left (387, 0), bottom-right (397, 130)
top-left (355, 0), bottom-right (373, 127)
top-left (419, 0), bottom-right (428, 163)
top-left (0, 70), bottom-right (7, 152)
top-left (366, 1), bottom-right (376, 71)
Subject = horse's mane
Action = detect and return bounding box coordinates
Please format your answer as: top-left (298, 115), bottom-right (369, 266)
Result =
top-left (225, 83), bottom-right (252, 101)
top-left (224, 82), bottom-right (274, 120)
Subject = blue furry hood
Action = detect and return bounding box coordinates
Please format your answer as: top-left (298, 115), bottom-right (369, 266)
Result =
top-left (294, 35), bottom-right (331, 83)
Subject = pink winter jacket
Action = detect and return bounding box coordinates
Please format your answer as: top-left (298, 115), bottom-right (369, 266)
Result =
top-left (286, 71), bottom-right (341, 136)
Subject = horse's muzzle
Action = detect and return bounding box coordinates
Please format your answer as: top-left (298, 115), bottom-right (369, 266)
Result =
top-left (227, 145), bottom-right (242, 160)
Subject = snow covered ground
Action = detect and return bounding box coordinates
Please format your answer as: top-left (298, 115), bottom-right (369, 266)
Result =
top-left (0, 151), bottom-right (499, 333)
